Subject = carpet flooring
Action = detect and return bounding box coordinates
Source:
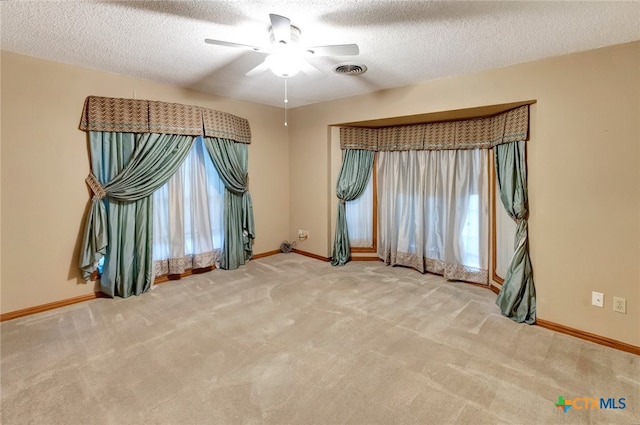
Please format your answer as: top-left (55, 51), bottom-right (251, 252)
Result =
top-left (1, 253), bottom-right (639, 424)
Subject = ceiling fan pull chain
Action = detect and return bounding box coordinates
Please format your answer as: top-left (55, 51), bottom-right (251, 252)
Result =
top-left (284, 77), bottom-right (288, 127)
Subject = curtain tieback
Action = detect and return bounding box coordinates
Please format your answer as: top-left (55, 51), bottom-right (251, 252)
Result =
top-left (339, 199), bottom-right (346, 205)
top-left (85, 173), bottom-right (106, 199)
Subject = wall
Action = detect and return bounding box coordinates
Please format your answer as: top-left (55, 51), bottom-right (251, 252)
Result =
top-left (0, 51), bottom-right (289, 314)
top-left (2, 42), bottom-right (639, 347)
top-left (288, 41), bottom-right (640, 346)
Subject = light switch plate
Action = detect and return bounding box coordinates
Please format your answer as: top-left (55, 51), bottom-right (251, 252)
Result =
top-left (592, 291), bottom-right (604, 308)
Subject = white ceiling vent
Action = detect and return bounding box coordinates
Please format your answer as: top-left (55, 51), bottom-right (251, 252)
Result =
top-left (333, 63), bottom-right (367, 76)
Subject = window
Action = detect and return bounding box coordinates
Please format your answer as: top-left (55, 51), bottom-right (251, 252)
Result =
top-left (461, 193), bottom-right (482, 269)
top-left (345, 156), bottom-right (376, 250)
top-left (376, 149), bottom-right (489, 284)
top-left (152, 136), bottom-right (225, 277)
top-left (492, 167), bottom-right (518, 282)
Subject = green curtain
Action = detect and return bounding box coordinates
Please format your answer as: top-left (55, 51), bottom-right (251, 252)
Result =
top-left (202, 137), bottom-right (255, 269)
top-left (331, 149), bottom-right (375, 266)
top-left (494, 141), bottom-right (536, 324)
top-left (79, 132), bottom-right (194, 297)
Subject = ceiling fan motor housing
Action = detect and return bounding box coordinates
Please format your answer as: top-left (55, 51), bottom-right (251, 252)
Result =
top-left (270, 25), bottom-right (301, 47)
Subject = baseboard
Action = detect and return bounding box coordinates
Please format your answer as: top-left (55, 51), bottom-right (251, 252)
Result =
top-left (1, 292), bottom-right (107, 322)
top-left (486, 286), bottom-right (638, 355)
top-left (351, 256), bottom-right (382, 261)
top-left (536, 318), bottom-right (640, 356)
top-left (4, 267), bottom-right (638, 357)
top-left (292, 249), bottom-right (330, 262)
top-left (1, 250), bottom-right (288, 322)
top-left (252, 249), bottom-right (282, 259)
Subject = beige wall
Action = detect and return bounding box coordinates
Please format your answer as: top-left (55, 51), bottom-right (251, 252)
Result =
top-left (0, 51), bottom-right (289, 314)
top-left (289, 41), bottom-right (640, 346)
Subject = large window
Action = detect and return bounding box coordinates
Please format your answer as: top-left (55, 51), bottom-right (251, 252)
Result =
top-left (152, 136), bottom-right (225, 277)
top-left (461, 193), bottom-right (483, 269)
top-left (346, 149), bottom-right (489, 283)
top-left (492, 166), bottom-right (518, 282)
top-left (347, 148), bottom-right (519, 284)
top-left (345, 156), bottom-right (376, 250)
top-left (377, 149), bottom-right (489, 284)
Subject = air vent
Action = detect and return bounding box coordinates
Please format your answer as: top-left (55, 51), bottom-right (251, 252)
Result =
top-left (333, 63), bottom-right (367, 76)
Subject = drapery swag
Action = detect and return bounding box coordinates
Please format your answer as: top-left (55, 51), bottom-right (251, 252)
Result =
top-left (79, 97), bottom-right (254, 298)
top-left (494, 141), bottom-right (535, 323)
top-left (80, 132), bottom-right (193, 296)
top-left (80, 134), bottom-right (255, 297)
top-left (203, 137), bottom-right (255, 270)
top-left (331, 149), bottom-right (375, 266)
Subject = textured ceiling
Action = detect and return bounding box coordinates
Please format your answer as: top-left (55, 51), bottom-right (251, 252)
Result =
top-left (1, 1), bottom-right (639, 108)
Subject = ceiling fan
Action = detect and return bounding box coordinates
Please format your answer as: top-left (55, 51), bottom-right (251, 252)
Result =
top-left (204, 14), bottom-right (359, 78)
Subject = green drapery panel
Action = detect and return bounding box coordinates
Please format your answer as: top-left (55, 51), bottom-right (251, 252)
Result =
top-left (202, 137), bottom-right (255, 270)
top-left (331, 149), bottom-right (375, 266)
top-left (79, 132), bottom-right (194, 297)
top-left (494, 141), bottom-right (536, 324)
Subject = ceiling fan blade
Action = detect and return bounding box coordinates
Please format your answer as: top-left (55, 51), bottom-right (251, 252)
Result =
top-left (245, 59), bottom-right (271, 77)
top-left (205, 38), bottom-right (270, 54)
top-left (269, 13), bottom-right (291, 45)
top-left (306, 44), bottom-right (359, 57)
top-left (299, 60), bottom-right (323, 77)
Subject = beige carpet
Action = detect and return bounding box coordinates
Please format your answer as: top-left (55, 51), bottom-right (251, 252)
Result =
top-left (1, 253), bottom-right (639, 424)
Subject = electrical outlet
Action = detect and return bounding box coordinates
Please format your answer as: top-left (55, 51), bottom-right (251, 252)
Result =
top-left (613, 297), bottom-right (626, 314)
top-left (298, 229), bottom-right (309, 241)
top-left (591, 291), bottom-right (604, 308)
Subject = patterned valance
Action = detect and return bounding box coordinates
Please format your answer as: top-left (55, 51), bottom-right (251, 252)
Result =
top-left (340, 105), bottom-right (528, 151)
top-left (79, 96), bottom-right (251, 143)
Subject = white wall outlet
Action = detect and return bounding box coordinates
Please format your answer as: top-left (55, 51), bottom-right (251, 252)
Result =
top-left (591, 291), bottom-right (604, 308)
top-left (298, 229), bottom-right (309, 241)
top-left (613, 297), bottom-right (626, 314)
